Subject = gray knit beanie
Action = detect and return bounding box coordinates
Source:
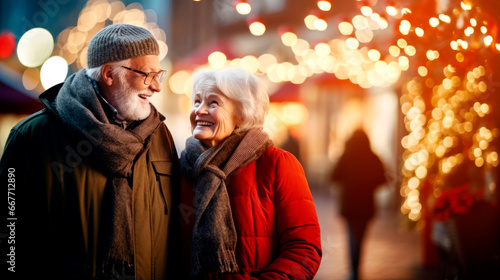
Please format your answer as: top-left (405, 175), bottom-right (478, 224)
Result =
top-left (86, 23), bottom-right (159, 68)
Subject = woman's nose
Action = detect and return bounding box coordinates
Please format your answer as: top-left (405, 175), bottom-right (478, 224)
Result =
top-left (195, 103), bottom-right (207, 115)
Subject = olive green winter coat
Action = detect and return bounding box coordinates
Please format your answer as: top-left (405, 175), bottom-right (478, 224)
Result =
top-left (0, 83), bottom-right (181, 279)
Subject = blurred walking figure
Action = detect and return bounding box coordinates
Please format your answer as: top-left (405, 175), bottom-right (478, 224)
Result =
top-left (330, 129), bottom-right (387, 280)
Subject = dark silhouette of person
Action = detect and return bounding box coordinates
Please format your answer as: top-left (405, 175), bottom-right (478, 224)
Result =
top-left (330, 129), bottom-right (387, 280)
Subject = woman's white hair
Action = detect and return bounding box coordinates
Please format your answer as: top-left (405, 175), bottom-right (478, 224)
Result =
top-left (191, 67), bottom-right (269, 132)
top-left (85, 59), bottom-right (130, 81)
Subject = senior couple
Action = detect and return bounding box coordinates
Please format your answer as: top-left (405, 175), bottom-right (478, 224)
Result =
top-left (0, 24), bottom-right (321, 279)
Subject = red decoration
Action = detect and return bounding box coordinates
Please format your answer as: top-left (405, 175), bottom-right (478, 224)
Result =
top-left (0, 32), bottom-right (16, 59)
top-left (432, 184), bottom-right (485, 221)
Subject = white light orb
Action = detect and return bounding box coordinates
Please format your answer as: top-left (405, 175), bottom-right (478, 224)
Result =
top-left (40, 56), bottom-right (68, 90)
top-left (17, 28), bottom-right (54, 67)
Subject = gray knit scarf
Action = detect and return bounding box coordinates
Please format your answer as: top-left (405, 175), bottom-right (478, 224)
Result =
top-left (54, 69), bottom-right (162, 274)
top-left (180, 128), bottom-right (273, 277)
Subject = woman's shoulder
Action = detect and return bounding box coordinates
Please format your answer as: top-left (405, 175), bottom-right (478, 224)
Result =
top-left (260, 146), bottom-right (302, 168)
top-left (262, 146), bottom-right (292, 159)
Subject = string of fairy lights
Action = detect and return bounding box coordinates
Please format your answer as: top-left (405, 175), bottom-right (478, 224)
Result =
top-left (169, 1), bottom-right (404, 93)
top-left (396, 0), bottom-right (499, 222)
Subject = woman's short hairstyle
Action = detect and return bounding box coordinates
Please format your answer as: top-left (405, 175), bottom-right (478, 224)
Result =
top-left (191, 67), bottom-right (269, 132)
top-left (85, 59), bottom-right (130, 81)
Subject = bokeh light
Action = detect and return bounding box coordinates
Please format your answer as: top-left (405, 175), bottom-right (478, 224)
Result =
top-left (249, 20), bottom-right (266, 36)
top-left (169, 70), bottom-right (192, 96)
top-left (0, 32), bottom-right (16, 59)
top-left (22, 67), bottom-right (40, 91)
top-left (317, 0), bottom-right (331, 11)
top-left (40, 56), bottom-right (68, 90)
top-left (208, 51), bottom-right (227, 69)
top-left (235, 0), bottom-right (251, 15)
top-left (17, 28), bottom-right (54, 68)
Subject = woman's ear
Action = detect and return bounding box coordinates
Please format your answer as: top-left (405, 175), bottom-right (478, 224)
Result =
top-left (101, 64), bottom-right (114, 86)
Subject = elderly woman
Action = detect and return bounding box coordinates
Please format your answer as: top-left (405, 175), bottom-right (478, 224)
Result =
top-left (179, 67), bottom-right (322, 279)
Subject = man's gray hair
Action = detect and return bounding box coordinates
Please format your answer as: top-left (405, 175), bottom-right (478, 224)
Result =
top-left (86, 59), bottom-right (130, 81)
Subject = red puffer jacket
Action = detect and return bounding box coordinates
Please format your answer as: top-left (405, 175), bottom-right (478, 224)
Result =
top-left (180, 146), bottom-right (322, 279)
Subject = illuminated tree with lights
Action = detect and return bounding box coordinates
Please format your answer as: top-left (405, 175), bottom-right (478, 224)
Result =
top-left (395, 0), bottom-right (500, 222)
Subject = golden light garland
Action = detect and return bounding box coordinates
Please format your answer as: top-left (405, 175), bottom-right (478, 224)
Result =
top-left (400, 65), bottom-right (498, 221)
top-left (397, 1), bottom-right (499, 221)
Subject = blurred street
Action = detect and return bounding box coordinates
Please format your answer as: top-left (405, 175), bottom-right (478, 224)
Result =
top-left (312, 186), bottom-right (439, 280)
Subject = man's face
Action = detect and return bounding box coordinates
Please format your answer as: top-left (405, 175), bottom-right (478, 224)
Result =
top-left (107, 55), bottom-right (162, 121)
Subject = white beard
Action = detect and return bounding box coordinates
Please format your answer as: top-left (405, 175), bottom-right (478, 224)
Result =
top-left (113, 83), bottom-right (152, 121)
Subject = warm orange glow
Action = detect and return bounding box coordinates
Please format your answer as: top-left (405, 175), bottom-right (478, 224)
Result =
top-left (234, 0), bottom-right (251, 15)
top-left (346, 37), bottom-right (359, 49)
top-left (386, 6), bottom-right (397, 16)
top-left (317, 0), bottom-right (331, 11)
top-left (338, 21), bottom-right (354, 35)
top-left (208, 51), bottom-right (227, 69)
top-left (439, 14), bottom-right (451, 23)
top-left (389, 45), bottom-right (400, 57)
top-left (464, 26), bottom-right (474, 36)
top-left (484, 35), bottom-right (493, 46)
top-left (415, 27), bottom-right (424, 37)
top-left (169, 70), bottom-right (192, 96)
top-left (418, 66), bottom-right (428, 77)
top-left (281, 31), bottom-right (297, 47)
top-left (399, 20), bottom-right (411, 35)
top-left (314, 18), bottom-right (328, 31)
top-left (314, 43), bottom-right (330, 57)
top-left (368, 49), bottom-right (381, 61)
top-left (461, 1), bottom-right (472, 10)
top-left (360, 6), bottom-right (373, 16)
top-left (304, 14), bottom-right (318, 30)
top-left (397, 38), bottom-right (408, 48)
top-left (429, 17), bottom-right (439, 27)
top-left (249, 20), bottom-right (266, 36)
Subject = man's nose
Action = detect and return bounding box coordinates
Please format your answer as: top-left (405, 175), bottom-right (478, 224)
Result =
top-left (148, 76), bottom-right (162, 92)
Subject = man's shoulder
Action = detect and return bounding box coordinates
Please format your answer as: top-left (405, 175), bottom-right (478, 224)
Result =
top-left (11, 109), bottom-right (57, 135)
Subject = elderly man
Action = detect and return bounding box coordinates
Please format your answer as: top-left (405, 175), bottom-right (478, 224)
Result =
top-left (0, 24), bottom-right (180, 279)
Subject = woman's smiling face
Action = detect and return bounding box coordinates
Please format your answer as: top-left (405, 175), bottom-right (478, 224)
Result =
top-left (190, 86), bottom-right (239, 148)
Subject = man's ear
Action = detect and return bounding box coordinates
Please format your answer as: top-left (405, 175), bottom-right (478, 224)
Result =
top-left (101, 64), bottom-right (114, 86)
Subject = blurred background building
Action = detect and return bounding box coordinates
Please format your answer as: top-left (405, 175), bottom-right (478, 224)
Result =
top-left (1, 0), bottom-right (500, 278)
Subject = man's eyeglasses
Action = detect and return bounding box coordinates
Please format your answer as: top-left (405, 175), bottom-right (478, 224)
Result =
top-left (121, 66), bottom-right (166, 85)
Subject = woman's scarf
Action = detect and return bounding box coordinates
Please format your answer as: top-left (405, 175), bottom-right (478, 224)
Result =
top-left (54, 69), bottom-right (162, 273)
top-left (180, 128), bottom-right (273, 277)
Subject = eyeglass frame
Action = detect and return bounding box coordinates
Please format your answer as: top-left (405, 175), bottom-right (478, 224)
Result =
top-left (121, 66), bottom-right (166, 85)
